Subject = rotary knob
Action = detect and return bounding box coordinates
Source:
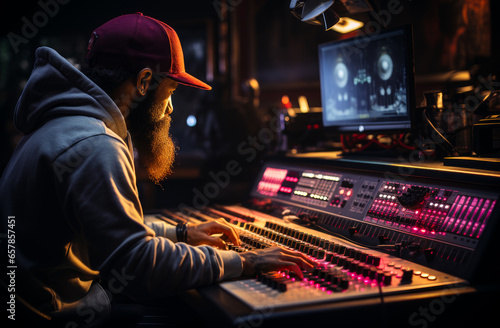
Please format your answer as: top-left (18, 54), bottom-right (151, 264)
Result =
top-left (383, 273), bottom-right (392, 285)
top-left (339, 278), bottom-right (350, 290)
top-left (401, 268), bottom-right (413, 282)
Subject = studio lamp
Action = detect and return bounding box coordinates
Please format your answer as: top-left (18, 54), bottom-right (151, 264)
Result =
top-left (289, 0), bottom-right (340, 31)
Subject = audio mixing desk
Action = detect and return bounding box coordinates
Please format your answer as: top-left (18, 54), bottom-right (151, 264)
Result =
top-left (149, 154), bottom-right (500, 327)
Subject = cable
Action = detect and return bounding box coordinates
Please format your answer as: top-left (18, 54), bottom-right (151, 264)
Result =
top-left (423, 108), bottom-right (460, 156)
top-left (378, 279), bottom-right (389, 326)
top-left (397, 133), bottom-right (416, 150)
top-left (341, 133), bottom-right (420, 152)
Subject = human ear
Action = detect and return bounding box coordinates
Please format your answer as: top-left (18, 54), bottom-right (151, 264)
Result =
top-left (135, 68), bottom-right (153, 96)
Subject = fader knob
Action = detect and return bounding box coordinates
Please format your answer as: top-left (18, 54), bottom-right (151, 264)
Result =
top-left (337, 256), bottom-right (346, 267)
top-left (349, 260), bottom-right (359, 273)
top-left (345, 248), bottom-right (355, 258)
top-left (344, 258), bottom-right (353, 269)
top-left (331, 274), bottom-right (342, 285)
top-left (271, 278), bottom-right (287, 290)
top-left (376, 270), bottom-right (384, 282)
top-left (402, 268), bottom-right (413, 282)
top-left (316, 248), bottom-right (326, 260)
top-left (277, 281), bottom-right (287, 292)
top-left (339, 278), bottom-right (349, 290)
top-left (383, 273), bottom-right (392, 285)
top-left (366, 255), bottom-right (374, 265)
top-left (319, 269), bottom-right (329, 279)
top-left (355, 262), bottom-right (364, 274)
top-left (325, 252), bottom-right (334, 262)
top-left (330, 254), bottom-right (339, 265)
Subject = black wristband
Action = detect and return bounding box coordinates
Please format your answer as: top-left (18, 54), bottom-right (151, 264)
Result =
top-left (183, 223), bottom-right (189, 243)
top-left (176, 223), bottom-right (189, 243)
top-left (176, 223), bottom-right (184, 242)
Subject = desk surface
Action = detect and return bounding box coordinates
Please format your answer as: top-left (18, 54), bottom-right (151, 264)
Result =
top-left (280, 151), bottom-right (500, 188)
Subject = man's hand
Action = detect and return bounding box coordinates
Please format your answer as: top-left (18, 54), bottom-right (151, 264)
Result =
top-left (186, 219), bottom-right (241, 249)
top-left (239, 247), bottom-right (316, 279)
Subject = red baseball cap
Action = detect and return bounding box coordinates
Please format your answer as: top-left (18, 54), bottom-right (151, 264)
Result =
top-left (86, 12), bottom-right (211, 90)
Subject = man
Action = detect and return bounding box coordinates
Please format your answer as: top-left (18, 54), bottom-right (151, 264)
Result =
top-left (0, 13), bottom-right (314, 326)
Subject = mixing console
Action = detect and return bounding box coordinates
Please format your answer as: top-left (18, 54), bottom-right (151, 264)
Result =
top-left (246, 162), bottom-right (499, 278)
top-left (156, 203), bottom-right (465, 311)
top-left (151, 160), bottom-right (499, 320)
top-left (216, 206), bottom-right (464, 310)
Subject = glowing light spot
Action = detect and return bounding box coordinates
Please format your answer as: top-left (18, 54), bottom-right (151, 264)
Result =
top-left (186, 115), bottom-right (197, 127)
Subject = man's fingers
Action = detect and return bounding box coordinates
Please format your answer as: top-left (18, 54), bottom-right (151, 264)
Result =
top-left (207, 236), bottom-right (227, 250)
top-left (278, 252), bottom-right (315, 270)
top-left (282, 248), bottom-right (316, 264)
top-left (215, 219), bottom-right (241, 245)
top-left (209, 221), bottom-right (241, 246)
top-left (275, 261), bottom-right (304, 279)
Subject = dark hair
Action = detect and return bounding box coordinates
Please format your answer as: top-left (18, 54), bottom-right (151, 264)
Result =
top-left (80, 65), bottom-right (136, 95)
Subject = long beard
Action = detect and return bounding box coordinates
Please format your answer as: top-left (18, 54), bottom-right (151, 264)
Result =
top-left (127, 91), bottom-right (177, 184)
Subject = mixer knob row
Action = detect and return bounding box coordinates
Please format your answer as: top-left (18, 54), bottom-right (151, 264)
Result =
top-left (248, 221), bottom-right (393, 286)
top-left (265, 222), bottom-right (333, 249)
top-left (329, 251), bottom-right (381, 268)
top-left (256, 272), bottom-right (288, 292)
top-left (234, 219), bottom-right (421, 296)
top-left (239, 235), bottom-right (267, 249)
top-left (306, 269), bottom-right (350, 291)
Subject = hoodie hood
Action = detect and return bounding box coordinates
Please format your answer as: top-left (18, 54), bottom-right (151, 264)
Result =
top-left (14, 47), bottom-right (128, 139)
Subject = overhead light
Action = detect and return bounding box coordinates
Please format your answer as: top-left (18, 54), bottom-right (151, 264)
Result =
top-left (330, 17), bottom-right (364, 34)
top-left (289, 0), bottom-right (340, 31)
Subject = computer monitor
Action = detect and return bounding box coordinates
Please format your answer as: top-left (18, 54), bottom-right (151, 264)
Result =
top-left (319, 26), bottom-right (415, 133)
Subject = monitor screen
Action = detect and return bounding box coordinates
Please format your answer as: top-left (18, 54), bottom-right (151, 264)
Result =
top-left (319, 26), bottom-right (415, 133)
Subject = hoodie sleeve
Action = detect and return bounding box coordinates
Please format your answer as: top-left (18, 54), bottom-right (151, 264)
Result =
top-left (145, 220), bottom-right (178, 242)
top-left (53, 133), bottom-right (243, 300)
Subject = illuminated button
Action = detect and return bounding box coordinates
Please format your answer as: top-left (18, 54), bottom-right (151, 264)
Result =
top-left (414, 270), bottom-right (422, 276)
top-left (420, 273), bottom-right (429, 278)
top-left (387, 262), bottom-right (395, 267)
top-left (427, 275), bottom-right (437, 281)
top-left (394, 264), bottom-right (402, 269)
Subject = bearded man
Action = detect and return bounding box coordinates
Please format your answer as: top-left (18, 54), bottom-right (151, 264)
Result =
top-left (0, 13), bottom-right (313, 327)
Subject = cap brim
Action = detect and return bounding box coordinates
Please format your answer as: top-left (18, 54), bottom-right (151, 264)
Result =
top-left (166, 72), bottom-right (212, 90)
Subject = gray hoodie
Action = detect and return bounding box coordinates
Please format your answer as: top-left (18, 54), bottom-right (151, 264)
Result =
top-left (0, 47), bottom-right (242, 321)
